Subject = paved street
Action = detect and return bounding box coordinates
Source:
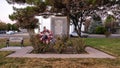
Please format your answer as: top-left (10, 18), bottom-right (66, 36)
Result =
top-left (0, 33), bottom-right (29, 38)
top-left (0, 33), bottom-right (120, 39)
top-left (88, 34), bottom-right (120, 38)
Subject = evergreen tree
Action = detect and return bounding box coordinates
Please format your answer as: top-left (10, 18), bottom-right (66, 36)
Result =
top-left (88, 13), bottom-right (102, 33)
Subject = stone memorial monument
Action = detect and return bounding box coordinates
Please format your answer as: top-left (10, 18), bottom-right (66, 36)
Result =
top-left (51, 17), bottom-right (68, 37)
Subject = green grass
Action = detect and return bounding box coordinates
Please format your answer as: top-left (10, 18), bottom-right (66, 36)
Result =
top-left (0, 38), bottom-right (120, 68)
top-left (85, 38), bottom-right (120, 56)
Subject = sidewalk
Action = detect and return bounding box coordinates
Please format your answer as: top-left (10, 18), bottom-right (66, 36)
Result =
top-left (0, 46), bottom-right (115, 59)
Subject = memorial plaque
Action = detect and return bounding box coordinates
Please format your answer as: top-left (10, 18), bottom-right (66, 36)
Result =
top-left (51, 17), bottom-right (68, 37)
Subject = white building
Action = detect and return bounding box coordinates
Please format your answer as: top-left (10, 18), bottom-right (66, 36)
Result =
top-left (35, 16), bottom-right (85, 34)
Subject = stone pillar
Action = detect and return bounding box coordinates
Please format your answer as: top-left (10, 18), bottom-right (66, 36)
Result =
top-left (51, 16), bottom-right (68, 37)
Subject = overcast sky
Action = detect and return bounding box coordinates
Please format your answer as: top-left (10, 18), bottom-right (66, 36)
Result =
top-left (0, 0), bottom-right (29, 24)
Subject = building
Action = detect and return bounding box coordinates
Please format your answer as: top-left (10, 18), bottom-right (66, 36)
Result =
top-left (35, 16), bottom-right (85, 35)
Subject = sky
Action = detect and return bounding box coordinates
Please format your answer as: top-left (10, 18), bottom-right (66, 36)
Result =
top-left (0, 0), bottom-right (29, 24)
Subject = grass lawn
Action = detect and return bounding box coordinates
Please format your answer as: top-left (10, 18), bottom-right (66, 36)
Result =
top-left (85, 38), bottom-right (120, 56)
top-left (0, 38), bottom-right (120, 68)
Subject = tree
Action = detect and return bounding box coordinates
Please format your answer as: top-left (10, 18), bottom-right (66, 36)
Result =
top-left (6, 23), bottom-right (12, 31)
top-left (88, 13), bottom-right (102, 33)
top-left (6, 0), bottom-right (119, 37)
top-left (104, 15), bottom-right (117, 33)
top-left (9, 6), bottom-right (39, 45)
top-left (12, 23), bottom-right (19, 31)
top-left (0, 22), bottom-right (7, 31)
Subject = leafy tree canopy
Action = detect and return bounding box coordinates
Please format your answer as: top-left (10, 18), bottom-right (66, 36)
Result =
top-left (6, 0), bottom-right (120, 37)
top-left (0, 22), bottom-right (7, 30)
top-left (9, 6), bottom-right (39, 29)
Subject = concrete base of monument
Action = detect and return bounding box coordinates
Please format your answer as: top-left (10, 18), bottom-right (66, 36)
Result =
top-left (0, 46), bottom-right (115, 59)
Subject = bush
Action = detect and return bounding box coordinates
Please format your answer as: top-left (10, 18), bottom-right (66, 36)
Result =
top-left (72, 38), bottom-right (85, 53)
top-left (95, 26), bottom-right (106, 34)
top-left (32, 35), bottom-right (86, 54)
top-left (32, 34), bottom-right (49, 53)
top-left (53, 37), bottom-right (66, 53)
top-left (66, 39), bottom-right (73, 46)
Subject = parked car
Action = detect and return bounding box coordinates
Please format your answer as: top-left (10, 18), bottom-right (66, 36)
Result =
top-left (70, 31), bottom-right (89, 38)
top-left (0, 31), bottom-right (6, 34)
top-left (6, 31), bottom-right (15, 35)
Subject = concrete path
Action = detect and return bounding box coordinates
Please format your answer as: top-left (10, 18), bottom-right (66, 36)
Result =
top-left (0, 46), bottom-right (23, 51)
top-left (0, 46), bottom-right (115, 59)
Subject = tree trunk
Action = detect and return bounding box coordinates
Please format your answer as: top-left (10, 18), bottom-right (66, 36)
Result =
top-left (67, 15), bottom-right (70, 38)
top-left (66, 1), bottom-right (70, 38)
top-left (27, 29), bottom-right (35, 46)
top-left (78, 13), bottom-right (84, 37)
top-left (70, 14), bottom-right (82, 37)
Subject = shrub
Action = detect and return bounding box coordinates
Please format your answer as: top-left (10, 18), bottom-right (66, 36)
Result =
top-left (32, 34), bottom-right (49, 53)
top-left (72, 38), bottom-right (85, 53)
top-left (53, 37), bottom-right (66, 53)
top-left (61, 35), bottom-right (68, 42)
top-left (95, 26), bottom-right (106, 34)
top-left (54, 37), bottom-right (86, 54)
top-left (66, 39), bottom-right (73, 46)
top-left (32, 35), bottom-right (86, 54)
